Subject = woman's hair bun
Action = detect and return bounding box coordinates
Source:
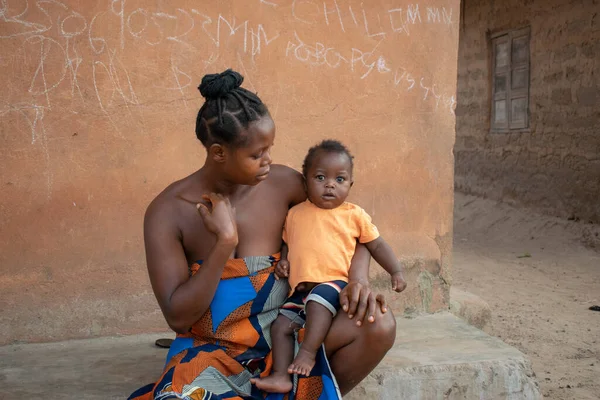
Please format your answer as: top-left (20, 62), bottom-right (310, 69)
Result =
top-left (198, 69), bottom-right (244, 99)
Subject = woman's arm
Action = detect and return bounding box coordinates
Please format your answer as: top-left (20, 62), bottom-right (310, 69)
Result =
top-left (281, 166), bottom-right (307, 208)
top-left (144, 194), bottom-right (237, 333)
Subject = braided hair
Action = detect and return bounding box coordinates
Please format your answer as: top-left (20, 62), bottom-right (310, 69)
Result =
top-left (302, 139), bottom-right (354, 177)
top-left (195, 69), bottom-right (270, 148)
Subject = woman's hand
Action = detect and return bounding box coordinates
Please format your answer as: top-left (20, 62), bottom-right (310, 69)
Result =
top-left (197, 193), bottom-right (238, 244)
top-left (339, 280), bottom-right (388, 326)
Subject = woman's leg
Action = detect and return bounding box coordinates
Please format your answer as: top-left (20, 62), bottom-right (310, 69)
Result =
top-left (324, 307), bottom-right (396, 395)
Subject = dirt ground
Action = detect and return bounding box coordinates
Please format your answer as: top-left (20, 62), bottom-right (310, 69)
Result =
top-left (452, 193), bottom-right (600, 400)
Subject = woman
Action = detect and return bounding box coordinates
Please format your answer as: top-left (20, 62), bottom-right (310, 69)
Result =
top-left (129, 70), bottom-right (396, 400)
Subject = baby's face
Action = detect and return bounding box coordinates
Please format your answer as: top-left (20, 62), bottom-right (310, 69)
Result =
top-left (305, 151), bottom-right (353, 209)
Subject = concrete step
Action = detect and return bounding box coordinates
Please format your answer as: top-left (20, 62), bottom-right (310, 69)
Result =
top-left (346, 313), bottom-right (541, 400)
top-left (449, 287), bottom-right (493, 331)
top-left (0, 313), bottom-right (541, 399)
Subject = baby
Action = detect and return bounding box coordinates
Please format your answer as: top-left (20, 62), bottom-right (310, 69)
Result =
top-left (252, 139), bottom-right (407, 393)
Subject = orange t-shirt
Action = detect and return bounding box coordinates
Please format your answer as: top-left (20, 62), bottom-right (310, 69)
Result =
top-left (283, 200), bottom-right (380, 291)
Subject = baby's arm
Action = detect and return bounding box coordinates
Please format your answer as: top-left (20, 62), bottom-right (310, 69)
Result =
top-left (275, 242), bottom-right (290, 279)
top-left (365, 238), bottom-right (407, 293)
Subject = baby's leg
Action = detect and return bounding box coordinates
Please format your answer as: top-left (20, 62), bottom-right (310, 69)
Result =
top-left (289, 281), bottom-right (347, 376)
top-left (288, 301), bottom-right (333, 376)
top-left (252, 315), bottom-right (300, 393)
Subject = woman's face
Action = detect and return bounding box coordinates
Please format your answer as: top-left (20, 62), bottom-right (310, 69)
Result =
top-left (223, 116), bottom-right (275, 185)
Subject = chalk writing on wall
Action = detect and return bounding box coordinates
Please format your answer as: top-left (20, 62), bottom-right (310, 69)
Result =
top-left (1, 0), bottom-right (457, 195)
top-left (285, 30), bottom-right (456, 112)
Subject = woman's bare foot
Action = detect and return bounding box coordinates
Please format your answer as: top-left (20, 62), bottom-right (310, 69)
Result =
top-left (287, 347), bottom-right (316, 376)
top-left (250, 373), bottom-right (293, 393)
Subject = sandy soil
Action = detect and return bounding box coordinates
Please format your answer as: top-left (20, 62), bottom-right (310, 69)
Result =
top-left (453, 193), bottom-right (600, 400)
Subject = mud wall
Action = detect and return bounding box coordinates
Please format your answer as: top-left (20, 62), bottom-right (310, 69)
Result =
top-left (455, 0), bottom-right (600, 222)
top-left (0, 0), bottom-right (458, 344)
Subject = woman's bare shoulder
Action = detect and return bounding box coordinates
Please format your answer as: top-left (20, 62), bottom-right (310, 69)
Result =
top-left (267, 164), bottom-right (306, 206)
top-left (269, 164), bottom-right (301, 179)
top-left (145, 174), bottom-right (198, 222)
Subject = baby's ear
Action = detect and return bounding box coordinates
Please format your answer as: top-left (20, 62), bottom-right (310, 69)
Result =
top-left (302, 175), bottom-right (308, 191)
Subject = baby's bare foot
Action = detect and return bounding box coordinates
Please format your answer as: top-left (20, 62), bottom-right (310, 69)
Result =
top-left (250, 373), bottom-right (292, 393)
top-left (287, 347), bottom-right (316, 377)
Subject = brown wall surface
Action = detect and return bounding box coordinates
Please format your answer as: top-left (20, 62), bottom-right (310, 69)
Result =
top-left (455, 0), bottom-right (600, 222)
top-left (0, 0), bottom-right (458, 344)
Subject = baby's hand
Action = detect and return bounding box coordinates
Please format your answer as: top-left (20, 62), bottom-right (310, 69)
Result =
top-left (275, 259), bottom-right (290, 280)
top-left (390, 271), bottom-right (407, 293)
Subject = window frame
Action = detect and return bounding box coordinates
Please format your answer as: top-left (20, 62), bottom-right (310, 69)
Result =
top-left (490, 27), bottom-right (531, 133)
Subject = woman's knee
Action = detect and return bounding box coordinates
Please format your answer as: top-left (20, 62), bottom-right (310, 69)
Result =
top-left (364, 308), bottom-right (396, 350)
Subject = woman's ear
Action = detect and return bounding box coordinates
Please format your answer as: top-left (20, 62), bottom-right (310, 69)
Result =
top-left (209, 143), bottom-right (226, 163)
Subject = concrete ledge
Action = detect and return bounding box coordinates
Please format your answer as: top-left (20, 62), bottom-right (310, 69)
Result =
top-left (0, 313), bottom-right (540, 399)
top-left (346, 313), bottom-right (541, 400)
top-left (0, 332), bottom-right (170, 400)
top-left (449, 287), bottom-right (493, 330)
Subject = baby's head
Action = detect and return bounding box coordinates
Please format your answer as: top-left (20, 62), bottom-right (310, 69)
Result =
top-left (302, 140), bottom-right (354, 209)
